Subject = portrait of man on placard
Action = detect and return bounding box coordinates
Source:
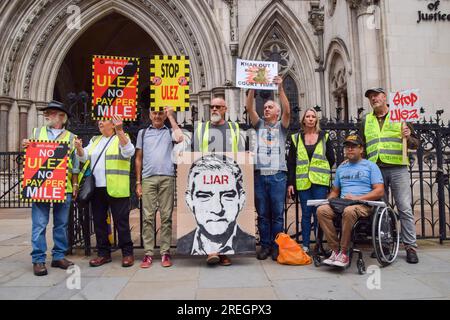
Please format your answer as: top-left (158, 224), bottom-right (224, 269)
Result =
top-left (177, 153), bottom-right (256, 255)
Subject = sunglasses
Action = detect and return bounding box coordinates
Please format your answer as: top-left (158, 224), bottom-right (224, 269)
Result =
top-left (210, 105), bottom-right (225, 110)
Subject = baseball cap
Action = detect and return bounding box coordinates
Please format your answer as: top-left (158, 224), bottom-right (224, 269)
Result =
top-left (364, 87), bottom-right (385, 98)
top-left (343, 134), bottom-right (364, 147)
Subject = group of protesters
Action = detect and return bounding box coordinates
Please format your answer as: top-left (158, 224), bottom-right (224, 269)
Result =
top-left (23, 76), bottom-right (420, 277)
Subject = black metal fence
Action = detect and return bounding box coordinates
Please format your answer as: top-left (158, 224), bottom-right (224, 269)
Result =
top-left (2, 116), bottom-right (450, 253)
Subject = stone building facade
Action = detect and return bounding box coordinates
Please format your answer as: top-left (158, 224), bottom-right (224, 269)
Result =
top-left (0, 0), bottom-right (449, 151)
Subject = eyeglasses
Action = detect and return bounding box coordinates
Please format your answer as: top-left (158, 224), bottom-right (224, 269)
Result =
top-left (210, 105), bottom-right (224, 110)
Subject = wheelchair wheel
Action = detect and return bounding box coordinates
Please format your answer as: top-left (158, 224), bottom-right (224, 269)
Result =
top-left (372, 206), bottom-right (400, 266)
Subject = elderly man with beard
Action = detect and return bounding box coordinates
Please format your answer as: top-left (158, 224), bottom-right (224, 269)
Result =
top-left (245, 75), bottom-right (290, 261)
top-left (22, 101), bottom-right (79, 276)
top-left (359, 87), bottom-right (420, 264)
top-left (193, 97), bottom-right (244, 266)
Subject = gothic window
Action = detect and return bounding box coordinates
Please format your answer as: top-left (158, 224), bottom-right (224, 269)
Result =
top-left (329, 54), bottom-right (349, 122)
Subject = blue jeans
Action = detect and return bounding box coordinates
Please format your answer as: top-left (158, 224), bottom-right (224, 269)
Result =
top-left (298, 184), bottom-right (329, 248)
top-left (255, 171), bottom-right (286, 250)
top-left (31, 194), bottom-right (72, 263)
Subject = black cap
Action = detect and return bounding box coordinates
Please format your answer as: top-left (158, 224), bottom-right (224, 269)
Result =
top-left (364, 87), bottom-right (385, 98)
top-left (343, 134), bottom-right (364, 147)
top-left (39, 100), bottom-right (71, 118)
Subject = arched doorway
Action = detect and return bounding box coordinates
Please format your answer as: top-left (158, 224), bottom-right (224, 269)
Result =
top-left (54, 12), bottom-right (162, 132)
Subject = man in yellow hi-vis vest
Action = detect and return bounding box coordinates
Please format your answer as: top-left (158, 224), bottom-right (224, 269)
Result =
top-left (193, 97), bottom-right (244, 266)
top-left (22, 101), bottom-right (79, 276)
top-left (360, 87), bottom-right (420, 264)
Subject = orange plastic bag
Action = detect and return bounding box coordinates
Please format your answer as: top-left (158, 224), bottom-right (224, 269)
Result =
top-left (275, 233), bottom-right (312, 265)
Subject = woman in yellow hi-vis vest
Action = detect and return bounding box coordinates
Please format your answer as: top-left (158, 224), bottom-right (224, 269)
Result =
top-left (75, 115), bottom-right (135, 268)
top-left (287, 108), bottom-right (335, 253)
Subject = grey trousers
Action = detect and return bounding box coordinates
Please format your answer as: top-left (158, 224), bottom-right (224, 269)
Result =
top-left (380, 166), bottom-right (417, 248)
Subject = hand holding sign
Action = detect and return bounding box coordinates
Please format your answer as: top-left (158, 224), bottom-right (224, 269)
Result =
top-left (164, 106), bottom-right (175, 119)
top-left (402, 125), bottom-right (411, 139)
top-left (22, 139), bottom-right (30, 150)
top-left (112, 114), bottom-right (124, 132)
top-left (273, 75), bottom-right (283, 87)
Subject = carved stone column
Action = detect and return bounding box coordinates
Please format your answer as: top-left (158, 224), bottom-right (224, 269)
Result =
top-left (17, 99), bottom-right (32, 146)
top-left (308, 3), bottom-right (326, 115)
top-left (0, 97), bottom-right (13, 152)
top-left (34, 101), bottom-right (47, 129)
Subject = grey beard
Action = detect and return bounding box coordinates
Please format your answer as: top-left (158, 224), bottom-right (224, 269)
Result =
top-left (210, 114), bottom-right (222, 123)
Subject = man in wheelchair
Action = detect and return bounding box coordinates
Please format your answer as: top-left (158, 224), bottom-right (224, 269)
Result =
top-left (317, 134), bottom-right (384, 267)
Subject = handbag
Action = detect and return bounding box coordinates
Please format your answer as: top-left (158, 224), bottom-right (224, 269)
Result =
top-left (77, 135), bottom-right (114, 206)
top-left (274, 233), bottom-right (312, 265)
top-left (328, 198), bottom-right (362, 215)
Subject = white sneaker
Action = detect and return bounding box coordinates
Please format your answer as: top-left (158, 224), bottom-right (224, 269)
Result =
top-left (333, 251), bottom-right (350, 267)
top-left (323, 250), bottom-right (339, 266)
top-left (302, 246), bottom-right (309, 253)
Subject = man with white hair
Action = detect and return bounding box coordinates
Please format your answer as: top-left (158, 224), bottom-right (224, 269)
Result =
top-left (245, 75), bottom-right (290, 261)
top-left (22, 100), bottom-right (79, 276)
top-left (193, 96), bottom-right (244, 266)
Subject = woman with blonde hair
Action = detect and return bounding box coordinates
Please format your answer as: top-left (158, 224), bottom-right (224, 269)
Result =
top-left (287, 108), bottom-right (335, 253)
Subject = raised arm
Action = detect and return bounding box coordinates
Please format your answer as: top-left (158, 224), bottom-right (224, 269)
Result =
top-left (275, 75), bottom-right (290, 129)
top-left (245, 89), bottom-right (260, 127)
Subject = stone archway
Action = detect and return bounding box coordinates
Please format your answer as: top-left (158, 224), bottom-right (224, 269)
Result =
top-left (240, 0), bottom-right (319, 112)
top-left (0, 0), bottom-right (229, 151)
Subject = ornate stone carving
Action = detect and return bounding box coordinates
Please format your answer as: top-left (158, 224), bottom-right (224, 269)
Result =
top-left (347, 0), bottom-right (378, 15)
top-left (261, 27), bottom-right (291, 75)
top-left (308, 3), bottom-right (324, 34)
top-left (3, 0), bottom-right (51, 95)
top-left (22, 0), bottom-right (208, 95)
top-left (23, 1), bottom-right (80, 96)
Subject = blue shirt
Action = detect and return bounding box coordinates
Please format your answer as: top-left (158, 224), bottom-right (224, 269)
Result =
top-left (333, 159), bottom-right (383, 198)
top-left (136, 125), bottom-right (175, 178)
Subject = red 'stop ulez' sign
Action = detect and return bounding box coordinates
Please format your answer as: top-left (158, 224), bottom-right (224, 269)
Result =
top-left (92, 55), bottom-right (140, 121)
top-left (389, 89), bottom-right (421, 123)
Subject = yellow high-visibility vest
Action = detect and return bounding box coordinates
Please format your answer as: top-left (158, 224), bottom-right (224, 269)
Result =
top-left (197, 121), bottom-right (240, 153)
top-left (33, 127), bottom-right (76, 193)
top-left (364, 113), bottom-right (405, 165)
top-left (88, 135), bottom-right (131, 198)
top-left (292, 133), bottom-right (331, 190)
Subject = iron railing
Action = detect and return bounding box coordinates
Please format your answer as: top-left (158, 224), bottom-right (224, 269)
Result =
top-left (2, 110), bottom-right (450, 253)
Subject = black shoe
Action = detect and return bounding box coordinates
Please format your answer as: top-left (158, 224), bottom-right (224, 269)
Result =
top-left (271, 247), bottom-right (279, 261)
top-left (406, 247), bottom-right (419, 264)
top-left (256, 247), bottom-right (271, 260)
top-left (33, 263), bottom-right (48, 276)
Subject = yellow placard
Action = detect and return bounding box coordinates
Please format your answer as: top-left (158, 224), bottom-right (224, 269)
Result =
top-left (150, 55), bottom-right (190, 111)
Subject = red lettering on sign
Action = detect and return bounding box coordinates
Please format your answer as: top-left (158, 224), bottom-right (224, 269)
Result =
top-left (203, 175), bottom-right (229, 185)
top-left (392, 91), bottom-right (418, 107)
top-left (161, 86), bottom-right (179, 100)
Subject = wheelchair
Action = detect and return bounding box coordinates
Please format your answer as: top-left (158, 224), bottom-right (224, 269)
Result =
top-left (306, 200), bottom-right (400, 274)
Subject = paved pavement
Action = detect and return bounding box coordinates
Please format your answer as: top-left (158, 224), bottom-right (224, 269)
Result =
top-left (0, 208), bottom-right (449, 300)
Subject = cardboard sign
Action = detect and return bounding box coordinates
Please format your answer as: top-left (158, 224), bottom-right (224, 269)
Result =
top-left (176, 152), bottom-right (256, 255)
top-left (150, 55), bottom-right (190, 111)
top-left (236, 59), bottom-right (278, 90)
top-left (92, 55), bottom-right (140, 121)
top-left (21, 140), bottom-right (70, 203)
top-left (389, 89), bottom-right (421, 122)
